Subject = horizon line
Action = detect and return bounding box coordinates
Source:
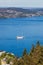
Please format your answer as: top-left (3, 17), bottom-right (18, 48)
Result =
top-left (0, 7), bottom-right (43, 9)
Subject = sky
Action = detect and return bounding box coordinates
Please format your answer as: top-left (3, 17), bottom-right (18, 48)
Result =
top-left (0, 0), bottom-right (43, 8)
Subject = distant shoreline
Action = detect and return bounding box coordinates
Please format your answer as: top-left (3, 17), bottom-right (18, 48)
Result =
top-left (0, 8), bottom-right (43, 18)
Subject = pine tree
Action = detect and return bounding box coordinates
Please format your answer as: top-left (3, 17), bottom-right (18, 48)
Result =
top-left (30, 44), bottom-right (35, 56)
top-left (38, 47), bottom-right (43, 65)
top-left (23, 48), bottom-right (27, 56)
top-left (36, 41), bottom-right (40, 47)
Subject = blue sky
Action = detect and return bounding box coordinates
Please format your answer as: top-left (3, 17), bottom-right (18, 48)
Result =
top-left (0, 0), bottom-right (43, 8)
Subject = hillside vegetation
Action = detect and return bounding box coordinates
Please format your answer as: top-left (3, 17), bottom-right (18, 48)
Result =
top-left (0, 41), bottom-right (43, 65)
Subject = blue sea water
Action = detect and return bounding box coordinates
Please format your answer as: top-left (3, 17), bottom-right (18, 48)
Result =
top-left (0, 16), bottom-right (43, 57)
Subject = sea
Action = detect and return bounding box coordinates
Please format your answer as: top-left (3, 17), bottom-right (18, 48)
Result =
top-left (0, 16), bottom-right (43, 57)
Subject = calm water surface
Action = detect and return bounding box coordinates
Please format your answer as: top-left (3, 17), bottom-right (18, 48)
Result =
top-left (0, 16), bottom-right (43, 57)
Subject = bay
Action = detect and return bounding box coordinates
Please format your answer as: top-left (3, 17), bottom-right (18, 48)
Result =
top-left (0, 16), bottom-right (43, 57)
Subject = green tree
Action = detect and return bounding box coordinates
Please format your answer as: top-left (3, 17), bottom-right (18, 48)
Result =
top-left (36, 41), bottom-right (40, 47)
top-left (30, 44), bottom-right (35, 56)
top-left (23, 49), bottom-right (27, 56)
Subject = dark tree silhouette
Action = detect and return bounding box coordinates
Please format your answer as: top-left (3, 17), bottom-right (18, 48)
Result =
top-left (23, 48), bottom-right (27, 56)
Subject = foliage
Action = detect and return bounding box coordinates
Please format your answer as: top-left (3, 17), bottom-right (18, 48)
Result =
top-left (0, 41), bottom-right (43, 65)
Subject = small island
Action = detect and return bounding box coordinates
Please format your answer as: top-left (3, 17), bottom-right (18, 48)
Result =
top-left (0, 41), bottom-right (43, 65)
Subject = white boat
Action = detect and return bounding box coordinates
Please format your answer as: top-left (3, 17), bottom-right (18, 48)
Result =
top-left (16, 36), bottom-right (24, 39)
